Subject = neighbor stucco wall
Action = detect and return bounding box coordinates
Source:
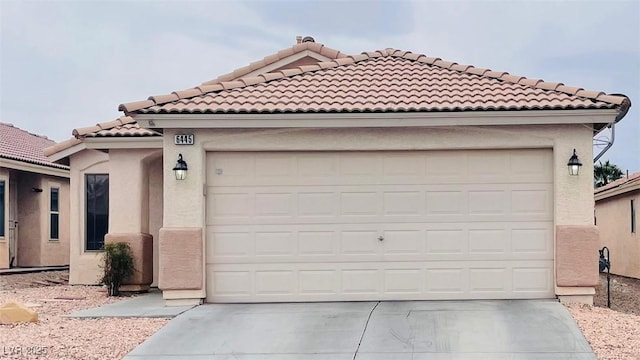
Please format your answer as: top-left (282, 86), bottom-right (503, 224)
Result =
top-left (0, 168), bottom-right (69, 268)
top-left (39, 175), bottom-right (70, 266)
top-left (69, 150), bottom-right (109, 284)
top-left (596, 190), bottom-right (640, 279)
top-left (16, 171), bottom-right (42, 267)
top-left (158, 124), bottom-right (596, 301)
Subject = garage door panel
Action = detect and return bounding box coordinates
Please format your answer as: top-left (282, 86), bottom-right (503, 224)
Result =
top-left (206, 260), bottom-right (554, 302)
top-left (206, 184), bottom-right (552, 225)
top-left (207, 222), bottom-right (553, 264)
top-left (206, 150), bottom-right (554, 302)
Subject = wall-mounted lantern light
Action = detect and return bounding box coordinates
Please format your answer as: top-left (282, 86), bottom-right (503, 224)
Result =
top-left (173, 154), bottom-right (188, 180)
top-left (567, 149), bottom-right (582, 176)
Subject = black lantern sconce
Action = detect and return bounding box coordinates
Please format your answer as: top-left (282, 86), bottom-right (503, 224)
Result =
top-left (599, 246), bottom-right (611, 308)
top-left (173, 154), bottom-right (188, 180)
top-left (567, 149), bottom-right (582, 176)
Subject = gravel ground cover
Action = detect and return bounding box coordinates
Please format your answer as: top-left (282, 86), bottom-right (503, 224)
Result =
top-left (567, 273), bottom-right (640, 360)
top-left (0, 271), bottom-right (168, 359)
top-left (2, 270), bottom-right (640, 359)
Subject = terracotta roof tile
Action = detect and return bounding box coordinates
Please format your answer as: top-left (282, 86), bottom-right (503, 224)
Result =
top-left (43, 137), bottom-right (82, 157)
top-left (121, 48), bottom-right (629, 116)
top-left (201, 42), bottom-right (347, 86)
top-left (72, 116), bottom-right (159, 138)
top-left (1, 122), bottom-right (69, 169)
top-left (82, 123), bottom-right (160, 137)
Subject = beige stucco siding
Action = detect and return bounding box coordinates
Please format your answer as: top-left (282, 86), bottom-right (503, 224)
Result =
top-left (0, 168), bottom-right (69, 268)
top-left (68, 148), bottom-right (163, 285)
top-left (68, 150), bottom-right (109, 284)
top-left (40, 176), bottom-right (70, 266)
top-left (148, 156), bottom-right (163, 287)
top-left (596, 190), bottom-right (640, 278)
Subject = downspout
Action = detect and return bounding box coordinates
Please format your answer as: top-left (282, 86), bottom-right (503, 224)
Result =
top-left (593, 94), bottom-right (632, 163)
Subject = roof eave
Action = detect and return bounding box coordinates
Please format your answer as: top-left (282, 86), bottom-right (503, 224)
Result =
top-left (595, 182), bottom-right (640, 201)
top-left (131, 108), bottom-right (619, 129)
top-left (0, 157), bottom-right (70, 178)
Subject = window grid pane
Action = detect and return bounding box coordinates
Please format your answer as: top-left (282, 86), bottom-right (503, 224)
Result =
top-left (51, 188), bottom-right (59, 212)
top-left (632, 199), bottom-right (636, 234)
top-left (50, 214), bottom-right (59, 239)
top-left (50, 187), bottom-right (59, 239)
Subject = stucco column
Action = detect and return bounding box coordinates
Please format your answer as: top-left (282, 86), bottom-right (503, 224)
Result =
top-left (158, 129), bottom-right (206, 306)
top-left (104, 149), bottom-right (156, 292)
top-left (554, 125), bottom-right (599, 304)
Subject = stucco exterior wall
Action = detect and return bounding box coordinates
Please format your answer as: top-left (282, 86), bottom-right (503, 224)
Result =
top-left (158, 123), bottom-right (596, 301)
top-left (16, 172), bottom-right (42, 267)
top-left (596, 190), bottom-right (640, 279)
top-left (148, 156), bottom-right (163, 287)
top-left (69, 150), bottom-right (109, 284)
top-left (0, 168), bottom-right (69, 268)
top-left (69, 148), bottom-right (163, 285)
top-left (39, 175), bottom-right (70, 266)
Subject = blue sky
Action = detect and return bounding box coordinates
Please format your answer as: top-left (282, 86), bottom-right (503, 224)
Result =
top-left (1, 0), bottom-right (638, 171)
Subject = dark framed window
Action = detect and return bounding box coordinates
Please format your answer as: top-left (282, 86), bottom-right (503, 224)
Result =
top-left (632, 199), bottom-right (636, 234)
top-left (85, 174), bottom-right (109, 250)
top-left (50, 187), bottom-right (59, 240)
top-left (0, 181), bottom-right (5, 237)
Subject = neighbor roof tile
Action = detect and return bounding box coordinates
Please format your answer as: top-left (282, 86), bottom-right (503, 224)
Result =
top-left (1, 123), bottom-right (69, 169)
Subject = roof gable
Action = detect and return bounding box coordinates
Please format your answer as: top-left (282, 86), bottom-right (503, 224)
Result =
top-left (201, 42), bottom-right (347, 85)
top-left (119, 48), bottom-right (630, 118)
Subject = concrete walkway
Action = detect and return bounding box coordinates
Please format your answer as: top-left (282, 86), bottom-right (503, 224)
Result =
top-left (125, 300), bottom-right (595, 359)
top-left (67, 290), bottom-right (195, 318)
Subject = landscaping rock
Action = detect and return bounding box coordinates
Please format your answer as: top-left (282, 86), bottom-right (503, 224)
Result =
top-left (0, 300), bottom-right (38, 324)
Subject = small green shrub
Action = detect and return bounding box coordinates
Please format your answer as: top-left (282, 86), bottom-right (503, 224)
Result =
top-left (100, 242), bottom-right (135, 297)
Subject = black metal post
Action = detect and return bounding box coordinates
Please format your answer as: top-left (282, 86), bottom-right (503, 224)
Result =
top-left (599, 246), bottom-right (611, 308)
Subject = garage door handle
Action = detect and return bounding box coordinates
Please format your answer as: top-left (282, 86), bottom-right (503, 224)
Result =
top-left (378, 236), bottom-right (384, 242)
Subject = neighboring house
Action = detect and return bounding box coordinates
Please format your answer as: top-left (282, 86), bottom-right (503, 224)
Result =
top-left (595, 172), bottom-right (640, 279)
top-left (45, 38), bottom-right (631, 305)
top-left (0, 123), bottom-right (70, 269)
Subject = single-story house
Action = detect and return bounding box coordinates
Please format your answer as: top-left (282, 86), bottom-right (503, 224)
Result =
top-left (595, 172), bottom-right (639, 279)
top-left (45, 38), bottom-right (631, 305)
top-left (0, 123), bottom-right (70, 268)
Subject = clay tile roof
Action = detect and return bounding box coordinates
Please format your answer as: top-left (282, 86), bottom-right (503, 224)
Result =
top-left (72, 116), bottom-right (160, 138)
top-left (46, 116), bottom-right (162, 157)
top-left (595, 171), bottom-right (640, 195)
top-left (119, 47), bottom-right (630, 117)
top-left (199, 42), bottom-right (348, 87)
top-left (0, 122), bottom-right (69, 169)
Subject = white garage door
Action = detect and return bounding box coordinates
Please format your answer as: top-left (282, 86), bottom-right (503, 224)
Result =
top-left (205, 150), bottom-right (554, 303)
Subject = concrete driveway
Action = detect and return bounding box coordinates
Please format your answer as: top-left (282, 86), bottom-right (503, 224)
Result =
top-left (125, 300), bottom-right (595, 359)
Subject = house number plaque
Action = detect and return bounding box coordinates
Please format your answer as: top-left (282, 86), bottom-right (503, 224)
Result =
top-left (174, 134), bottom-right (194, 145)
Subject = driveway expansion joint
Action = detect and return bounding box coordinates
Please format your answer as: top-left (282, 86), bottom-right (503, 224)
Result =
top-left (352, 301), bottom-right (380, 360)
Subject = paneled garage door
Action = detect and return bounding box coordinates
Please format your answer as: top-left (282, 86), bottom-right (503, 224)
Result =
top-left (205, 150), bottom-right (554, 302)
